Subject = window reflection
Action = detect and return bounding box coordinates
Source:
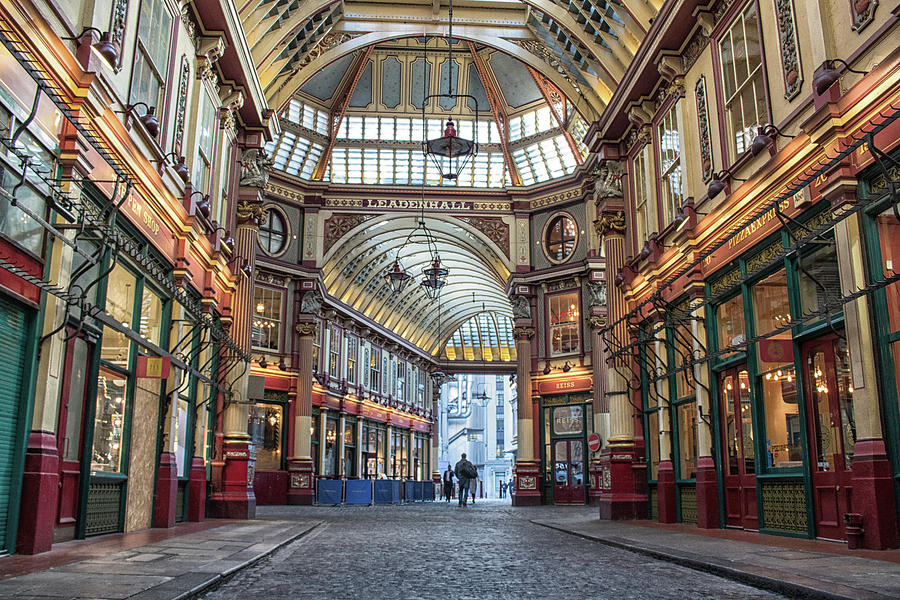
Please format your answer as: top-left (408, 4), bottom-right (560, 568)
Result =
top-left (249, 403), bottom-right (283, 471)
top-left (91, 369), bottom-right (127, 473)
top-left (549, 292), bottom-right (580, 355)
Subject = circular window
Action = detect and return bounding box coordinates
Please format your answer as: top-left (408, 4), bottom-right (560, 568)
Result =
top-left (258, 207), bottom-right (287, 255)
top-left (545, 214), bottom-right (577, 263)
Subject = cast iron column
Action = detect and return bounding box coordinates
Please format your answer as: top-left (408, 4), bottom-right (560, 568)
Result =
top-left (287, 319), bottom-right (316, 504)
top-left (512, 324), bottom-right (540, 505)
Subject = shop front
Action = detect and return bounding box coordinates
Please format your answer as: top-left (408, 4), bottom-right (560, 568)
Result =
top-left (705, 204), bottom-right (854, 539)
top-left (537, 373), bottom-right (593, 505)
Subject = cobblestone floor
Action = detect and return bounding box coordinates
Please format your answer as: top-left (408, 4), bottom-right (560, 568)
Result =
top-left (199, 502), bottom-right (787, 600)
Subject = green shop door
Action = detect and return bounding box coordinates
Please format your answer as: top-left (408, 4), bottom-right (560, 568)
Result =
top-left (0, 296), bottom-right (28, 553)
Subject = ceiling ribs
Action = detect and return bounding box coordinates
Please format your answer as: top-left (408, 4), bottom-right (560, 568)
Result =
top-left (466, 41), bottom-right (522, 187)
top-left (525, 66), bottom-right (583, 164)
top-left (311, 46), bottom-right (374, 180)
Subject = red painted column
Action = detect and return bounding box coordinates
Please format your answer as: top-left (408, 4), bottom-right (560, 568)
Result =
top-left (695, 456), bottom-right (719, 528)
top-left (153, 452), bottom-right (178, 528)
top-left (512, 322), bottom-right (541, 505)
top-left (187, 456), bottom-right (206, 521)
top-left (656, 460), bottom-right (677, 523)
top-left (287, 318), bottom-right (316, 505)
top-left (16, 432), bottom-right (59, 554)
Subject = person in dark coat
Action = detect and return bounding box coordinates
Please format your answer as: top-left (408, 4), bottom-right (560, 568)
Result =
top-left (454, 453), bottom-right (476, 507)
top-left (442, 465), bottom-right (455, 502)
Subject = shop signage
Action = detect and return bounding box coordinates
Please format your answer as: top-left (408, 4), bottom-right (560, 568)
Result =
top-left (361, 404), bottom-right (387, 422)
top-left (759, 338), bottom-right (793, 363)
top-left (224, 450), bottom-right (249, 459)
top-left (362, 198), bottom-right (474, 210)
top-left (412, 420), bottom-right (431, 433)
top-left (121, 193), bottom-right (175, 256)
top-left (135, 355), bottom-right (171, 379)
top-left (537, 374), bottom-right (592, 395)
top-left (588, 433), bottom-right (602, 452)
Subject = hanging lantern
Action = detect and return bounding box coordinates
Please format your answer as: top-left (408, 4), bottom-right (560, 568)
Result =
top-left (425, 117), bottom-right (476, 181)
top-left (421, 257), bottom-right (448, 299)
top-left (384, 259), bottom-right (413, 293)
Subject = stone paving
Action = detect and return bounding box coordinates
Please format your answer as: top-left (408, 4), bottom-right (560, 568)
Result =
top-left (199, 502), bottom-right (788, 600)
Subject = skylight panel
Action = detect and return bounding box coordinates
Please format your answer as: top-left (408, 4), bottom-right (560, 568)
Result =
top-left (411, 118), bottom-right (424, 142)
top-left (337, 119), bottom-right (349, 138)
top-left (286, 99), bottom-right (303, 125)
top-left (363, 148), bottom-right (379, 183)
top-left (522, 111), bottom-right (537, 137)
top-left (395, 118), bottom-right (411, 141)
top-left (379, 149), bottom-right (394, 184)
top-left (378, 117), bottom-right (395, 141)
top-left (301, 143), bottom-right (323, 178)
top-left (302, 104), bottom-right (316, 130)
top-left (490, 121), bottom-right (501, 143)
top-left (395, 149), bottom-right (410, 184)
top-left (331, 148), bottom-right (347, 183)
top-left (536, 106), bottom-right (554, 132)
top-left (509, 116), bottom-right (523, 141)
top-left (316, 111), bottom-right (329, 135)
top-left (347, 116), bottom-right (364, 139)
top-left (347, 148), bottom-right (363, 183)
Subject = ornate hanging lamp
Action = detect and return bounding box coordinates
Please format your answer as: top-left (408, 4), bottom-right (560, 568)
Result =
top-left (422, 0), bottom-right (479, 181)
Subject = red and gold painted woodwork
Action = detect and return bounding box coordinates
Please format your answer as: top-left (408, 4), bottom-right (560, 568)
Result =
top-left (512, 460), bottom-right (542, 506)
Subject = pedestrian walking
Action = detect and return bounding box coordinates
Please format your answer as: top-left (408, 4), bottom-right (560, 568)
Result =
top-left (442, 465), bottom-right (455, 502)
top-left (470, 473), bottom-right (478, 504)
top-left (454, 453), bottom-right (477, 507)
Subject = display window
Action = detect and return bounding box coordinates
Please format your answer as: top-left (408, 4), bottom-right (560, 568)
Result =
top-left (716, 293), bottom-right (746, 357)
top-left (323, 416), bottom-right (339, 477)
top-left (676, 401), bottom-right (698, 480)
top-left (248, 402), bottom-right (284, 471)
top-left (548, 292), bottom-right (580, 355)
top-left (343, 418), bottom-right (356, 477)
top-left (252, 286), bottom-right (282, 351)
top-left (91, 368), bottom-right (127, 473)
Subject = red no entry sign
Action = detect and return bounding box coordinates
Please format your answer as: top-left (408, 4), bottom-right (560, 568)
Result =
top-left (588, 433), bottom-right (601, 452)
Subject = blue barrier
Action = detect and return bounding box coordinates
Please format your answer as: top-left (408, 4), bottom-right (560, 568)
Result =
top-left (373, 479), bottom-right (393, 504)
top-left (391, 480), bottom-right (403, 503)
top-left (423, 481), bottom-right (434, 501)
top-left (413, 481), bottom-right (424, 502)
top-left (317, 479), bottom-right (343, 505)
top-left (345, 479), bottom-right (372, 505)
top-left (404, 480), bottom-right (416, 502)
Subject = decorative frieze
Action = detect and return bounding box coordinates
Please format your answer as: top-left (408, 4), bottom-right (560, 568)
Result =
top-left (455, 216), bottom-right (510, 258)
top-left (109, 0), bottom-right (128, 69)
top-left (595, 210), bottom-right (626, 237)
top-left (323, 213), bottom-right (375, 254)
top-left (709, 267), bottom-right (742, 297)
top-left (255, 271), bottom-right (287, 287)
top-left (681, 28), bottom-right (709, 72)
top-left (850, 0), bottom-right (878, 31)
top-left (236, 199), bottom-right (267, 226)
top-left (695, 76), bottom-right (714, 182)
top-left (774, 0), bottom-right (803, 99)
top-left (530, 186), bottom-right (582, 209)
top-left (624, 124), bottom-right (652, 153)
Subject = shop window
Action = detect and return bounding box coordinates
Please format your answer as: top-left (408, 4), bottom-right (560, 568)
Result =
top-left (101, 264), bottom-right (137, 367)
top-left (323, 417), bottom-right (338, 477)
top-left (552, 405), bottom-right (583, 436)
top-left (545, 214), bottom-right (577, 263)
top-left (248, 402), bottom-right (283, 471)
top-left (0, 105), bottom-right (53, 255)
top-left (251, 287), bottom-right (282, 351)
top-left (872, 204), bottom-right (900, 417)
top-left (363, 421), bottom-right (387, 478)
top-left (760, 365), bottom-right (801, 468)
top-left (346, 336), bottom-right (357, 384)
top-left (632, 145), bottom-right (653, 245)
top-left (91, 368), bottom-right (127, 473)
top-left (657, 101), bottom-right (683, 225)
top-left (312, 322), bottom-right (321, 373)
top-left (718, 2), bottom-right (767, 158)
top-left (396, 361), bottom-right (406, 402)
top-left (370, 347), bottom-right (381, 392)
top-left (716, 294), bottom-right (746, 356)
top-left (139, 286), bottom-right (164, 347)
top-left (798, 240), bottom-right (842, 318)
top-left (328, 323), bottom-right (341, 377)
top-left (258, 208), bottom-right (287, 255)
top-left (193, 93), bottom-right (217, 196)
top-left (130, 0), bottom-right (172, 113)
top-left (343, 418), bottom-right (356, 477)
top-left (673, 320), bottom-right (694, 400)
top-left (382, 353), bottom-right (390, 395)
top-left (676, 402), bottom-right (698, 479)
top-left (548, 292), bottom-right (580, 355)
top-left (752, 269), bottom-right (792, 368)
top-left (311, 407), bottom-right (319, 475)
top-left (647, 410), bottom-right (660, 480)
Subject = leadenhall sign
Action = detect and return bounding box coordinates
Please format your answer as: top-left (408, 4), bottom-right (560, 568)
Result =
top-left (362, 198), bottom-right (474, 210)
top-left (537, 375), bottom-right (592, 395)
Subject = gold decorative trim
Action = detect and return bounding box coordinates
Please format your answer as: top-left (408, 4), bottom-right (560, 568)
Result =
top-left (761, 481), bottom-right (808, 533)
top-left (709, 267), bottom-right (742, 296)
top-left (295, 322), bottom-right (318, 337)
top-left (513, 326), bottom-right (535, 340)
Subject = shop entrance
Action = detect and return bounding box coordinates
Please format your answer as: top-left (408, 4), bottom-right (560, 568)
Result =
top-left (802, 335), bottom-right (855, 541)
top-left (719, 367), bottom-right (757, 530)
top-left (552, 438), bottom-right (585, 504)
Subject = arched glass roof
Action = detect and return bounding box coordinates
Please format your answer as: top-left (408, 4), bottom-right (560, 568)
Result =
top-left (443, 312), bottom-right (517, 362)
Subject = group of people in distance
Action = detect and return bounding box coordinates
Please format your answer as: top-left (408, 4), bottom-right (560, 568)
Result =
top-left (440, 454), bottom-right (510, 505)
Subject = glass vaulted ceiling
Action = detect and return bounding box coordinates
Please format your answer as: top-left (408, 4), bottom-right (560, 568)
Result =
top-left (265, 38), bottom-right (589, 188)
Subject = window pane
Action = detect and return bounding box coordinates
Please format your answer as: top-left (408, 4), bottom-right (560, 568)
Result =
top-left (677, 402), bottom-right (697, 479)
top-left (101, 264), bottom-right (137, 366)
top-left (92, 368), bottom-right (128, 473)
top-left (716, 294), bottom-right (745, 356)
top-left (798, 241), bottom-right (841, 317)
top-left (139, 287), bottom-right (163, 346)
top-left (252, 287), bottom-right (282, 350)
top-left (248, 402), bottom-right (283, 470)
top-left (761, 365), bottom-right (801, 468)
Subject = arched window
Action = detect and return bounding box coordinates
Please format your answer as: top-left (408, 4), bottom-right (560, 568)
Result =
top-left (258, 208), bottom-right (287, 255)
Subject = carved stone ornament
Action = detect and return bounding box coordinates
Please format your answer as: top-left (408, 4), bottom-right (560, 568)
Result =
top-left (588, 315), bottom-right (608, 329)
top-left (595, 210), bottom-right (626, 237)
top-left (295, 322), bottom-right (318, 337)
top-left (592, 161), bottom-right (623, 199)
top-left (109, 0), bottom-right (128, 66)
top-left (300, 290), bottom-right (323, 315)
top-left (695, 76), bottom-right (714, 182)
top-left (511, 295), bottom-right (531, 319)
top-left (240, 148), bottom-right (273, 188)
top-left (235, 199), bottom-right (266, 226)
top-left (512, 326), bottom-right (535, 340)
top-left (515, 40), bottom-right (583, 96)
top-left (774, 0), bottom-right (803, 100)
top-left (196, 35), bottom-right (226, 82)
top-left (587, 280), bottom-right (607, 308)
top-left (173, 57), bottom-right (190, 156)
top-left (850, 0), bottom-right (878, 31)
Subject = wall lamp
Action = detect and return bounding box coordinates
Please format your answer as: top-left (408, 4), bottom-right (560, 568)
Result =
top-left (542, 361), bottom-right (573, 375)
top-left (155, 152), bottom-right (189, 182)
top-left (190, 191), bottom-right (211, 219)
top-left (707, 169), bottom-right (746, 199)
top-left (258, 356), bottom-right (268, 369)
top-left (210, 223), bottom-right (234, 250)
top-left (65, 27), bottom-right (118, 67)
top-left (813, 59), bottom-right (868, 96)
top-left (228, 255), bottom-right (252, 278)
top-left (750, 124), bottom-right (794, 157)
top-left (118, 102), bottom-right (159, 138)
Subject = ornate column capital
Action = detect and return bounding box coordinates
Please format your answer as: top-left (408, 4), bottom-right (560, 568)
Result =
top-left (513, 326), bottom-right (535, 341)
top-left (588, 315), bottom-right (608, 330)
top-left (295, 321), bottom-right (318, 337)
top-left (595, 210), bottom-right (626, 238)
top-left (236, 198), bottom-right (266, 227)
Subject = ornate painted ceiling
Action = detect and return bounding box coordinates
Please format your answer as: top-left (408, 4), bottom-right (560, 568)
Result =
top-left (241, 0), bottom-right (652, 359)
